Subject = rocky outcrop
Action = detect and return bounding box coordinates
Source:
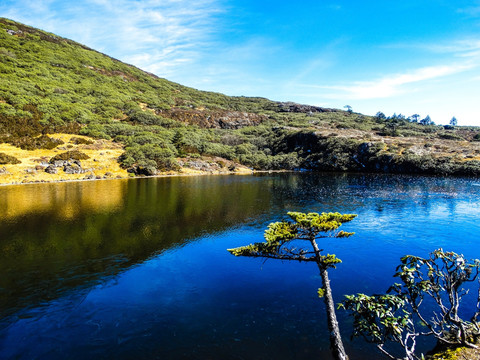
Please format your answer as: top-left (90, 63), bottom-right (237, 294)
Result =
top-left (63, 163), bottom-right (83, 174)
top-left (127, 165), bottom-right (157, 176)
top-left (279, 130), bottom-right (480, 176)
top-left (44, 165), bottom-right (58, 174)
top-left (44, 159), bottom-right (89, 175)
top-left (177, 159), bottom-right (221, 172)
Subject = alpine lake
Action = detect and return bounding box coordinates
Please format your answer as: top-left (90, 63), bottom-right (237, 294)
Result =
top-left (1, 172), bottom-right (479, 359)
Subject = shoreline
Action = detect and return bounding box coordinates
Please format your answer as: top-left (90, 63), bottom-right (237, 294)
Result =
top-left (0, 169), bottom-right (297, 188)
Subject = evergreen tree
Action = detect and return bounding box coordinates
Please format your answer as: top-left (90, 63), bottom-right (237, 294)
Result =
top-left (375, 111), bottom-right (386, 121)
top-left (228, 211), bottom-right (357, 360)
top-left (420, 115), bottom-right (433, 125)
top-left (410, 114), bottom-right (420, 123)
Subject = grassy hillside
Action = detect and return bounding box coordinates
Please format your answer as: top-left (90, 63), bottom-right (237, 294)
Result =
top-left (1, 17), bottom-right (480, 183)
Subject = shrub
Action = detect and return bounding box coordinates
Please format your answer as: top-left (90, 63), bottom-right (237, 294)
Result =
top-left (9, 134), bottom-right (64, 150)
top-left (119, 143), bottom-right (179, 172)
top-left (69, 137), bottom-right (94, 145)
top-left (341, 250), bottom-right (480, 360)
top-left (49, 150), bottom-right (90, 163)
top-left (0, 152), bottom-right (21, 164)
top-left (203, 142), bottom-right (235, 159)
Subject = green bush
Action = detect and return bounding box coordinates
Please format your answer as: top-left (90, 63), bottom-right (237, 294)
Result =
top-left (0, 152), bottom-right (21, 164)
top-left (203, 142), bottom-right (235, 159)
top-left (9, 134), bottom-right (64, 150)
top-left (120, 143), bottom-right (179, 172)
top-left (49, 150), bottom-right (90, 163)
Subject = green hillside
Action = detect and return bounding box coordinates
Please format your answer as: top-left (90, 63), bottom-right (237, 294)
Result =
top-left (1, 17), bottom-right (480, 178)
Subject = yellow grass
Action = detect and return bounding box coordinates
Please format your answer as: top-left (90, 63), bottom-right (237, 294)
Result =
top-left (0, 134), bottom-right (128, 185)
top-left (0, 134), bottom-right (254, 186)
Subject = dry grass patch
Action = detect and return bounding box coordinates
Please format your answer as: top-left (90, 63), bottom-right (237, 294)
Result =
top-left (0, 134), bottom-right (128, 185)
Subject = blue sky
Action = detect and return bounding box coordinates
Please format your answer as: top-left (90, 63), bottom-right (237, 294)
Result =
top-left (1, 0), bottom-right (480, 125)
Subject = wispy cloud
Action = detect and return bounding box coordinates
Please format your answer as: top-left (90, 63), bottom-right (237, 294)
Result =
top-left (311, 36), bottom-right (480, 100)
top-left (457, 1), bottom-right (480, 17)
top-left (317, 63), bottom-right (475, 100)
top-left (0, 0), bottom-right (223, 78)
top-left (383, 38), bottom-right (480, 60)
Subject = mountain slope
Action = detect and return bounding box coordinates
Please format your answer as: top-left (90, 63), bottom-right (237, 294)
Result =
top-left (1, 17), bottom-right (480, 183)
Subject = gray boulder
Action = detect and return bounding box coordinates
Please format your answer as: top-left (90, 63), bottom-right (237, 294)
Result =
top-left (45, 165), bottom-right (58, 174)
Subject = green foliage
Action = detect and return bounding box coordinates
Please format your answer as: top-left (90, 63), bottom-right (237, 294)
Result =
top-left (128, 110), bottom-right (178, 128)
top-left (203, 142), bottom-right (236, 160)
top-left (318, 288), bottom-right (326, 298)
top-left (1, 17), bottom-right (479, 177)
top-left (340, 293), bottom-right (413, 358)
top-left (9, 134), bottom-right (64, 150)
top-left (228, 211), bottom-right (357, 360)
top-left (342, 249), bottom-right (480, 360)
top-left (288, 211), bottom-right (356, 233)
top-left (119, 143), bottom-right (179, 174)
top-left (0, 152), bottom-right (20, 164)
top-left (228, 211), bottom-right (356, 266)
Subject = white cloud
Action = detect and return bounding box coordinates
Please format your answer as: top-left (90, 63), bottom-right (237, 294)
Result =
top-left (318, 63), bottom-right (475, 100)
top-left (0, 0), bottom-right (223, 78)
top-left (421, 39), bottom-right (480, 59)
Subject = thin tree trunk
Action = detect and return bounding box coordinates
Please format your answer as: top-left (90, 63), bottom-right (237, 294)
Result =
top-left (319, 266), bottom-right (349, 360)
top-left (310, 238), bottom-right (348, 360)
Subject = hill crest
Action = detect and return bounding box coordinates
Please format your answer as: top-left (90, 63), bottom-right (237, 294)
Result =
top-left (1, 17), bottom-right (480, 184)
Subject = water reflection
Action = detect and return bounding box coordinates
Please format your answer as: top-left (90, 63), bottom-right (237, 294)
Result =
top-left (1, 173), bottom-right (479, 360)
top-left (0, 180), bottom-right (126, 219)
top-left (0, 176), bottom-right (273, 318)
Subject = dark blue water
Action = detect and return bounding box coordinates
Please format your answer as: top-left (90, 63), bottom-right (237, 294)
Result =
top-left (0, 173), bottom-right (479, 359)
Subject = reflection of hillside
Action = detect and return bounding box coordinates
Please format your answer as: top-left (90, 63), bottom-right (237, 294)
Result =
top-left (1, 173), bottom-right (472, 320)
top-left (0, 180), bottom-right (126, 219)
top-left (0, 176), bottom-right (272, 318)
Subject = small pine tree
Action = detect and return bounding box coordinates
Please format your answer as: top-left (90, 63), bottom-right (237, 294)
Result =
top-left (410, 114), bottom-right (420, 123)
top-left (375, 111), bottom-right (386, 121)
top-left (228, 211), bottom-right (357, 360)
top-left (420, 115), bottom-right (433, 125)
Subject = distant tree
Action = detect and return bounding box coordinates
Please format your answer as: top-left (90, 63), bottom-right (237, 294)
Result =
top-left (410, 114), bottom-right (420, 123)
top-left (450, 116), bottom-right (458, 126)
top-left (375, 111), bottom-right (386, 121)
top-left (384, 117), bottom-right (400, 136)
top-left (228, 212), bottom-right (357, 360)
top-left (344, 105), bottom-right (353, 114)
top-left (341, 249), bottom-right (480, 360)
top-left (420, 115), bottom-right (433, 125)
